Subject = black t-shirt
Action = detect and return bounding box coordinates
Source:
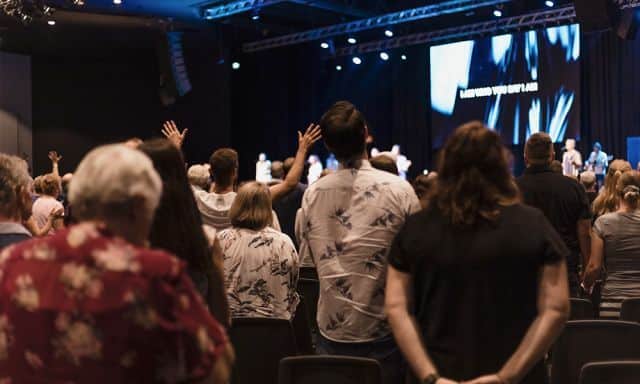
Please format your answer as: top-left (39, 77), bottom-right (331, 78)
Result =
top-left (273, 183), bottom-right (306, 248)
top-left (389, 204), bottom-right (568, 383)
top-left (516, 165), bottom-right (592, 259)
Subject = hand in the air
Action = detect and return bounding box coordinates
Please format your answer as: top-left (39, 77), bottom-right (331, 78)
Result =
top-left (298, 124), bottom-right (322, 153)
top-left (48, 151), bottom-right (62, 164)
top-left (161, 120), bottom-right (188, 149)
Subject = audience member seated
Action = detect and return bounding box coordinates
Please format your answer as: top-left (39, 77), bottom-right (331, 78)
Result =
top-left (272, 156), bottom-right (307, 248)
top-left (270, 160), bottom-right (285, 184)
top-left (412, 172), bottom-right (437, 209)
top-left (0, 144), bottom-right (233, 383)
top-left (188, 164), bottom-right (211, 192)
top-left (584, 171), bottom-right (640, 319)
top-left (593, 159), bottom-right (632, 218)
top-left (517, 132), bottom-right (591, 297)
top-left (370, 155), bottom-right (399, 175)
top-left (386, 121), bottom-right (570, 384)
top-left (31, 172), bottom-right (65, 235)
top-left (580, 171), bottom-right (598, 206)
top-left (296, 101), bottom-right (421, 384)
top-left (218, 182), bottom-right (299, 320)
top-left (139, 139), bottom-right (230, 327)
top-left (0, 154), bottom-right (34, 248)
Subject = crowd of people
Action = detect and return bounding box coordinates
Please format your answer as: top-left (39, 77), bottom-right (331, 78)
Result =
top-left (0, 100), bottom-right (639, 383)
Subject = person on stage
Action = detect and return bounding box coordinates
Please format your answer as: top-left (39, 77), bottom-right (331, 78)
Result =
top-left (562, 138), bottom-right (582, 177)
top-left (255, 153), bottom-right (272, 183)
top-left (587, 142), bottom-right (608, 187)
top-left (392, 145), bottom-right (412, 180)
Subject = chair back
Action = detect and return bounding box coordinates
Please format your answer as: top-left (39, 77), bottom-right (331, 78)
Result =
top-left (620, 298), bottom-right (640, 323)
top-left (230, 318), bottom-right (298, 384)
top-left (551, 320), bottom-right (640, 384)
top-left (279, 356), bottom-right (382, 384)
top-left (570, 298), bottom-right (594, 320)
top-left (579, 361), bottom-right (640, 384)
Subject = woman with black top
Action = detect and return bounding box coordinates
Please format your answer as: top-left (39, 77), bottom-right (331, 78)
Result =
top-left (385, 122), bottom-right (570, 384)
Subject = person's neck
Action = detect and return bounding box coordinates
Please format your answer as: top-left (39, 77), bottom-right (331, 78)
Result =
top-left (617, 202), bottom-right (636, 214)
top-left (214, 185), bottom-right (234, 194)
top-left (0, 213), bottom-right (20, 224)
top-left (340, 151), bottom-right (369, 168)
top-left (89, 219), bottom-right (148, 247)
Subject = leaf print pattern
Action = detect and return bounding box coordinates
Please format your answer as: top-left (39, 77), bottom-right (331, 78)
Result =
top-left (364, 249), bottom-right (387, 273)
top-left (334, 278), bottom-right (353, 300)
top-left (320, 241), bottom-right (345, 261)
top-left (325, 312), bottom-right (346, 332)
top-left (59, 263), bottom-right (103, 299)
top-left (12, 275), bottom-right (39, 311)
top-left (52, 313), bottom-right (102, 365)
top-left (248, 235), bottom-right (274, 249)
top-left (330, 208), bottom-right (352, 230)
top-left (370, 210), bottom-right (398, 228)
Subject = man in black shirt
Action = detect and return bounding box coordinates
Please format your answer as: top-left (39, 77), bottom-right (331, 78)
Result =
top-left (272, 157), bottom-right (307, 248)
top-left (517, 133), bottom-right (592, 296)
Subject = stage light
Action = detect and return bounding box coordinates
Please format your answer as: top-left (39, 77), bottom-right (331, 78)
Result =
top-left (47, 19), bottom-right (55, 26)
top-left (544, 0), bottom-right (554, 7)
top-left (320, 42), bottom-right (330, 49)
top-left (384, 30), bottom-right (394, 38)
top-left (232, 62), bottom-right (240, 70)
top-left (493, 9), bottom-right (502, 17)
top-left (251, 14), bottom-right (260, 21)
top-left (336, 65), bottom-right (342, 71)
top-left (113, 0), bottom-right (122, 4)
top-left (352, 56), bottom-right (362, 65)
top-left (380, 52), bottom-right (389, 61)
top-left (347, 37), bottom-right (357, 44)
top-left (401, 54), bottom-right (407, 61)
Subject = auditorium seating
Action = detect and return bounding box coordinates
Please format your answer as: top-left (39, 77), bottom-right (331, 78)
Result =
top-left (278, 356), bottom-right (382, 384)
top-left (229, 318), bottom-right (299, 384)
top-left (550, 320), bottom-right (640, 384)
top-left (569, 298), bottom-right (595, 320)
top-left (620, 298), bottom-right (640, 323)
top-left (579, 361), bottom-right (640, 384)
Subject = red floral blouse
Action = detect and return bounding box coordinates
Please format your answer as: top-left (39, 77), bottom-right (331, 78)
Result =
top-left (0, 223), bottom-right (228, 383)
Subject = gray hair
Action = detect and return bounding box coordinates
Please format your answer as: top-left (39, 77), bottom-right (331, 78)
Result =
top-left (69, 144), bottom-right (162, 221)
top-left (0, 153), bottom-right (32, 217)
top-left (187, 164), bottom-right (210, 190)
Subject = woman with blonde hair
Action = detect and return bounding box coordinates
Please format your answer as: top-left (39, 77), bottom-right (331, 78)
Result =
top-left (593, 159), bottom-right (632, 217)
top-left (584, 171), bottom-right (640, 319)
top-left (218, 181), bottom-right (299, 320)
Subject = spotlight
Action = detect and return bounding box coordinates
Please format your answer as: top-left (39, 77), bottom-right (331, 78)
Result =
top-left (47, 20), bottom-right (55, 26)
top-left (379, 52), bottom-right (389, 61)
top-left (113, 0), bottom-right (122, 4)
top-left (352, 56), bottom-right (362, 65)
top-left (493, 9), bottom-right (502, 17)
top-left (43, 6), bottom-right (55, 16)
top-left (72, 0), bottom-right (85, 5)
top-left (251, 14), bottom-right (260, 21)
top-left (544, 0), bottom-right (554, 7)
top-left (232, 62), bottom-right (240, 70)
top-left (401, 54), bottom-right (407, 61)
top-left (320, 42), bottom-right (330, 49)
top-left (384, 30), bottom-right (394, 38)
top-left (336, 65), bottom-right (342, 71)
top-left (347, 37), bottom-right (357, 44)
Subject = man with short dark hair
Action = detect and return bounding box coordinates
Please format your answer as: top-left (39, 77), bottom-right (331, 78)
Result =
top-left (272, 157), bottom-right (306, 248)
top-left (517, 132), bottom-right (592, 296)
top-left (296, 101), bottom-right (420, 384)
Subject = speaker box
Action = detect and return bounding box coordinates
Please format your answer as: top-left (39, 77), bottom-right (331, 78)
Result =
top-left (574, 0), bottom-right (619, 32)
top-left (628, 137), bottom-right (640, 170)
top-left (157, 32), bottom-right (192, 106)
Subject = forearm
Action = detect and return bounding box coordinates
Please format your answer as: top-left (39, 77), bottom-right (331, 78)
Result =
top-left (270, 148), bottom-right (305, 201)
top-left (577, 222), bottom-right (591, 267)
top-left (387, 309), bottom-right (438, 379)
top-left (498, 309), bottom-right (568, 383)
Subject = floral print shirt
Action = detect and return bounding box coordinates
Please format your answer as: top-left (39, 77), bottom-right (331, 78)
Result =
top-left (296, 160), bottom-right (421, 343)
top-left (218, 227), bottom-right (299, 320)
top-left (0, 223), bottom-right (228, 384)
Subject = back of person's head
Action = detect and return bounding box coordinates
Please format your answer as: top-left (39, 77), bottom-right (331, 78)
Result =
top-left (271, 161), bottom-right (284, 180)
top-left (550, 160), bottom-right (563, 174)
top-left (370, 155), bottom-right (399, 175)
top-left (0, 153), bottom-right (32, 220)
top-left (209, 148), bottom-right (238, 189)
top-left (69, 144), bottom-right (162, 224)
top-left (139, 139), bottom-right (212, 271)
top-left (580, 171), bottom-right (596, 191)
top-left (319, 101), bottom-right (367, 162)
top-left (40, 173), bottom-right (60, 197)
top-left (525, 132), bottom-right (554, 166)
top-left (283, 157), bottom-right (295, 176)
top-left (594, 141), bottom-right (602, 151)
top-left (435, 121), bottom-right (518, 226)
top-left (187, 164), bottom-right (210, 190)
top-left (413, 173), bottom-right (437, 208)
top-left (617, 171), bottom-right (640, 210)
top-left (33, 175), bottom-right (43, 195)
top-left (593, 159), bottom-right (632, 216)
top-left (229, 181), bottom-right (273, 230)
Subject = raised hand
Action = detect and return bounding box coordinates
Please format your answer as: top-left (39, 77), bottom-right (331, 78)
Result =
top-left (48, 207), bottom-right (64, 220)
top-left (161, 120), bottom-right (188, 149)
top-left (48, 151), bottom-right (62, 164)
top-left (297, 124), bottom-right (322, 153)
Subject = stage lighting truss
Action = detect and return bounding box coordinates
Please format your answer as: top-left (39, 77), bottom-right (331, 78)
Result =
top-left (241, 0), bottom-right (511, 53)
top-left (619, 0), bottom-right (640, 9)
top-left (0, 0), bottom-right (57, 24)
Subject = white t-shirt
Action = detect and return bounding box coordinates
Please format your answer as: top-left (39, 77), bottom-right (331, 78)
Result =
top-left (31, 196), bottom-right (63, 235)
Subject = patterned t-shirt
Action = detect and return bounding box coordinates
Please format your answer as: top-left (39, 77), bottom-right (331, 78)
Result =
top-left (0, 223), bottom-right (228, 383)
top-left (218, 227), bottom-right (299, 320)
top-left (297, 160), bottom-right (421, 343)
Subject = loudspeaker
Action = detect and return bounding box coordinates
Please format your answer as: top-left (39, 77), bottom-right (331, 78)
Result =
top-left (574, 0), bottom-right (618, 32)
top-left (157, 32), bottom-right (192, 106)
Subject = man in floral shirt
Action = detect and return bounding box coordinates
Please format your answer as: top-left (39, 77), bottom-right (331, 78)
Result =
top-left (0, 145), bottom-right (232, 383)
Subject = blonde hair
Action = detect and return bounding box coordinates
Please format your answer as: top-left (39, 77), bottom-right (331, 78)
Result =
top-left (0, 154), bottom-right (32, 217)
top-left (229, 181), bottom-right (273, 230)
top-left (617, 171), bottom-right (640, 210)
top-left (40, 173), bottom-right (60, 197)
top-left (187, 164), bottom-right (210, 190)
top-left (593, 159), bottom-right (632, 217)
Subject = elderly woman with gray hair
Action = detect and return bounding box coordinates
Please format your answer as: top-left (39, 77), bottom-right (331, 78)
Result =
top-left (0, 144), bottom-right (233, 383)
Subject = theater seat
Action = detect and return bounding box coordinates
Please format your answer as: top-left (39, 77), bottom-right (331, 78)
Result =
top-left (551, 320), bottom-right (640, 384)
top-left (579, 361), bottom-right (640, 384)
top-left (279, 356), bottom-right (382, 384)
top-left (230, 318), bottom-right (298, 384)
top-left (620, 298), bottom-right (640, 323)
top-left (570, 298), bottom-right (595, 320)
